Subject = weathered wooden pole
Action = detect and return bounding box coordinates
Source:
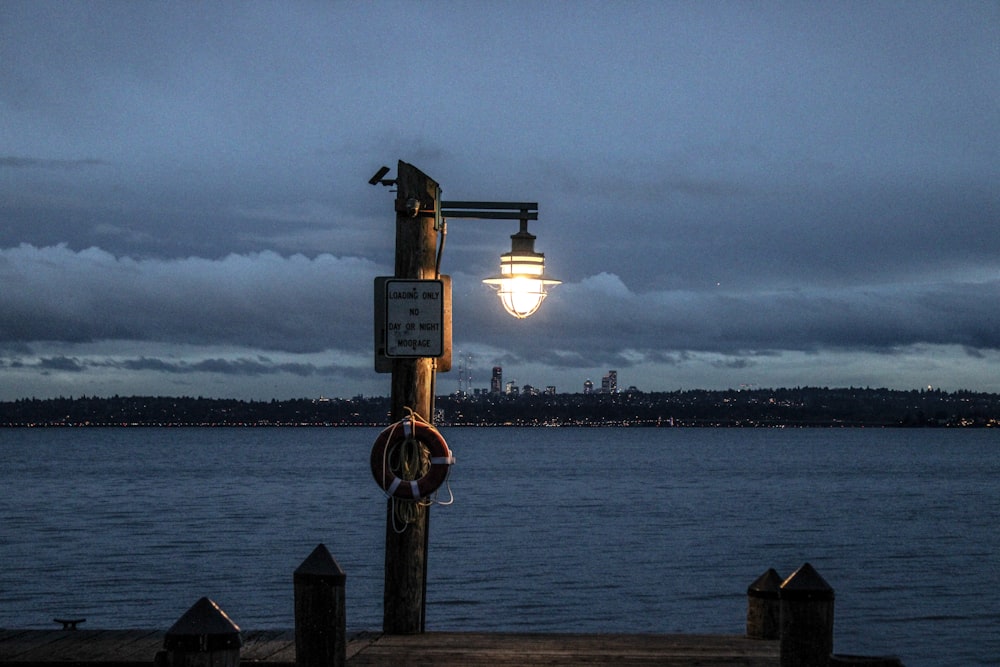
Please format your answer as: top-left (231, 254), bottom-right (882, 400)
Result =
top-left (154, 597), bottom-right (241, 667)
top-left (746, 567), bottom-right (782, 640)
top-left (294, 543), bottom-right (346, 667)
top-left (780, 562), bottom-right (835, 667)
top-left (383, 160), bottom-right (439, 634)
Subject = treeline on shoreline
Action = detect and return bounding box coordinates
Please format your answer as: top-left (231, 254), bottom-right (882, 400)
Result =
top-left (2, 387), bottom-right (999, 427)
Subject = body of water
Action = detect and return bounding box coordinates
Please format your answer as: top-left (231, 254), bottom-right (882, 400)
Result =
top-left (1, 426), bottom-right (997, 666)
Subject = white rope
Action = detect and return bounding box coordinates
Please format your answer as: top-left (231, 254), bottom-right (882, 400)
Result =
top-left (379, 407), bottom-right (456, 531)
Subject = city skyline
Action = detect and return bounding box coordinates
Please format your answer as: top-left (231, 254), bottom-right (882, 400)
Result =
top-left (471, 364), bottom-right (621, 397)
top-left (2, 3), bottom-right (998, 401)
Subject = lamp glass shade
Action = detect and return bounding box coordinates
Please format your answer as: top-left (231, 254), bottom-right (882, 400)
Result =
top-left (483, 252), bottom-right (560, 318)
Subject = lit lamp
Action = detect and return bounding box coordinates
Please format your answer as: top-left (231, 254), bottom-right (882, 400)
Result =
top-left (483, 220), bottom-right (560, 318)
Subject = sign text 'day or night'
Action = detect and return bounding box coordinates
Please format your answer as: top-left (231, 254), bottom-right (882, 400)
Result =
top-left (384, 279), bottom-right (444, 357)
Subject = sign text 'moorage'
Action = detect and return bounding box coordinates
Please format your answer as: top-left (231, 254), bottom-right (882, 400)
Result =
top-left (384, 279), bottom-right (445, 358)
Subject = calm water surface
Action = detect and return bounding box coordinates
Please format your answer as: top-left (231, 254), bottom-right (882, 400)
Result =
top-left (1, 427), bottom-right (997, 666)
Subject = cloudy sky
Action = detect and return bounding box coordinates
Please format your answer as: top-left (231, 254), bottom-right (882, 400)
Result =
top-left (2, 1), bottom-right (998, 401)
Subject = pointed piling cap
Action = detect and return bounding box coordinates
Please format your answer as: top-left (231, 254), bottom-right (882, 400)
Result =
top-left (164, 597), bottom-right (242, 651)
top-left (780, 562), bottom-right (835, 601)
top-left (294, 543), bottom-right (346, 585)
top-left (747, 568), bottom-right (783, 599)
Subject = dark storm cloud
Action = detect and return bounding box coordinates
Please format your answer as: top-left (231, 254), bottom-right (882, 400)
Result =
top-left (457, 272), bottom-right (1000, 370)
top-left (188, 358), bottom-right (316, 377)
top-left (0, 245), bottom-right (381, 353)
top-left (37, 356), bottom-right (85, 372)
top-left (540, 162), bottom-right (1000, 293)
top-left (20, 354), bottom-right (336, 379)
top-left (116, 357), bottom-right (181, 373)
top-left (117, 356), bottom-right (324, 378)
top-left (1, 2), bottom-right (998, 397)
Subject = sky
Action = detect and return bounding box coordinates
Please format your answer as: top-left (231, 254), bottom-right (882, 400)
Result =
top-left (2, 1), bottom-right (998, 401)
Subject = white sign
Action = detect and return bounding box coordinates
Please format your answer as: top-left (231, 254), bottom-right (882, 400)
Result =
top-left (384, 279), bottom-right (444, 357)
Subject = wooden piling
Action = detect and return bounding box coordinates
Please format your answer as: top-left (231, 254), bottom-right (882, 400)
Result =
top-left (383, 160), bottom-right (439, 635)
top-left (294, 543), bottom-right (347, 667)
top-left (746, 568), bottom-right (782, 640)
top-left (779, 563), bottom-right (834, 667)
top-left (154, 597), bottom-right (241, 667)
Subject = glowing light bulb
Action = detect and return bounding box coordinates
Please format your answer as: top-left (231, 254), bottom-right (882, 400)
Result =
top-left (483, 225), bottom-right (559, 318)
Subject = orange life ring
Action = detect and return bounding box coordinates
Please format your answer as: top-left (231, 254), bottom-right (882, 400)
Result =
top-left (370, 416), bottom-right (454, 501)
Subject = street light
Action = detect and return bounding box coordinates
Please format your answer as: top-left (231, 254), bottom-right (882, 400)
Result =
top-left (369, 161), bottom-right (559, 634)
top-left (483, 218), bottom-right (561, 318)
top-left (435, 200), bottom-right (560, 319)
top-left (370, 171), bottom-right (560, 320)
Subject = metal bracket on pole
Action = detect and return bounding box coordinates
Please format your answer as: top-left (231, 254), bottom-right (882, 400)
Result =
top-left (440, 201), bottom-right (538, 221)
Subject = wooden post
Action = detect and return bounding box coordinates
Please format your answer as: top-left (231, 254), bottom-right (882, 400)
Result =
top-left (780, 562), bottom-right (835, 667)
top-left (383, 160), bottom-right (439, 634)
top-left (155, 597), bottom-right (241, 667)
top-left (746, 567), bottom-right (782, 640)
top-left (294, 543), bottom-right (346, 667)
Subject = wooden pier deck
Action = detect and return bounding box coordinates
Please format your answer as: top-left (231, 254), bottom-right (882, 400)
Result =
top-left (0, 628), bottom-right (779, 666)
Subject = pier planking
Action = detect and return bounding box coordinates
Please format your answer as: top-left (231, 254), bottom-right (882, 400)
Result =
top-left (1, 629), bottom-right (778, 666)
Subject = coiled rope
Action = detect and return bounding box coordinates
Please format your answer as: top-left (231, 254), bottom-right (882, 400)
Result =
top-left (381, 407), bottom-right (454, 532)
